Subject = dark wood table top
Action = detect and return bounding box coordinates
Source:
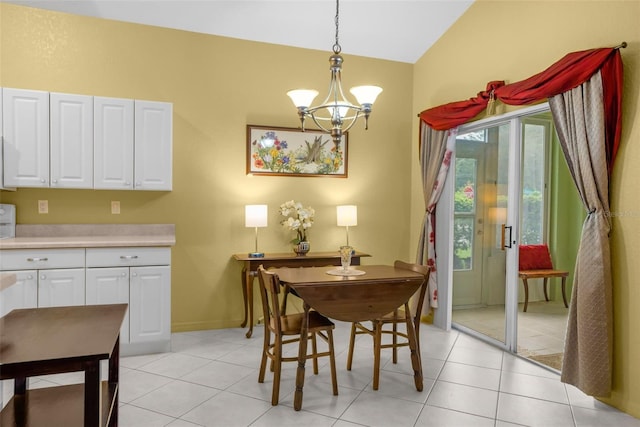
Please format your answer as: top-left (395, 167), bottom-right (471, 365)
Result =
top-left (272, 265), bottom-right (424, 322)
top-left (0, 304), bottom-right (128, 375)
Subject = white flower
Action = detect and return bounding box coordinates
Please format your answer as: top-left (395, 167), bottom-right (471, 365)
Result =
top-left (279, 200), bottom-right (314, 243)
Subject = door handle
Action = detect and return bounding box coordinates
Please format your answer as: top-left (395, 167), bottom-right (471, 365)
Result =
top-left (503, 225), bottom-right (513, 249)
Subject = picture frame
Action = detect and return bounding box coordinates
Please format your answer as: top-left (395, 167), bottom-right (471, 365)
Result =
top-left (246, 125), bottom-right (348, 178)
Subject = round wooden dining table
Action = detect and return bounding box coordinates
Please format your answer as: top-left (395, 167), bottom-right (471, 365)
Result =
top-left (272, 265), bottom-right (425, 411)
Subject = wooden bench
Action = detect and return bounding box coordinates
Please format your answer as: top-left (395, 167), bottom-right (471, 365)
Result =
top-left (518, 244), bottom-right (569, 312)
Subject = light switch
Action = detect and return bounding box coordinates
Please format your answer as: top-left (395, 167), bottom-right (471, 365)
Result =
top-left (111, 201), bottom-right (121, 214)
top-left (38, 200), bottom-right (48, 214)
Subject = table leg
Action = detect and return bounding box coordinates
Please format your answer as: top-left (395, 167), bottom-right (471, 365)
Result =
top-left (85, 361), bottom-right (101, 427)
top-left (404, 303), bottom-right (423, 392)
top-left (13, 377), bottom-right (27, 425)
top-left (109, 336), bottom-right (120, 427)
top-left (293, 302), bottom-right (310, 411)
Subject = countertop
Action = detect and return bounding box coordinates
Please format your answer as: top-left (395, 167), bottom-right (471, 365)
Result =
top-left (0, 224), bottom-right (176, 250)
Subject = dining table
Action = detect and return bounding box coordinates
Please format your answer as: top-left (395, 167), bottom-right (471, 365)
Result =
top-left (271, 264), bottom-right (426, 411)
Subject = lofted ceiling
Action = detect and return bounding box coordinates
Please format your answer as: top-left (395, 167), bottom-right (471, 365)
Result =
top-left (4, 0), bottom-right (474, 64)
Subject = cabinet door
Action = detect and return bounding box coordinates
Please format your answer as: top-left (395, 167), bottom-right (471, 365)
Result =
top-left (38, 268), bottom-right (85, 307)
top-left (50, 92), bottom-right (93, 188)
top-left (134, 100), bottom-right (172, 191)
top-left (0, 270), bottom-right (37, 317)
top-left (94, 96), bottom-right (134, 190)
top-left (129, 266), bottom-right (170, 343)
top-left (86, 267), bottom-right (130, 343)
top-left (2, 88), bottom-right (49, 187)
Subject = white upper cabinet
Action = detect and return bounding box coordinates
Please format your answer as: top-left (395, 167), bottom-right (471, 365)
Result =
top-left (1, 89), bottom-right (172, 191)
top-left (2, 88), bottom-right (49, 188)
top-left (50, 92), bottom-right (94, 188)
top-left (94, 96), bottom-right (134, 190)
top-left (134, 100), bottom-right (172, 191)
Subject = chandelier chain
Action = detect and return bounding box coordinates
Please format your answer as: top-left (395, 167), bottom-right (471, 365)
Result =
top-left (333, 0), bottom-right (341, 54)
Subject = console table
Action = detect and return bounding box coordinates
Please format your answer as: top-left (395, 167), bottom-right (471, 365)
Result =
top-left (0, 304), bottom-right (127, 426)
top-left (233, 251), bottom-right (370, 338)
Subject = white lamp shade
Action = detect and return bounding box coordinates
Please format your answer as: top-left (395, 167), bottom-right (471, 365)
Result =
top-left (337, 205), bottom-right (358, 226)
top-left (245, 205), bottom-right (268, 227)
top-left (287, 89), bottom-right (319, 108)
top-left (350, 86), bottom-right (383, 105)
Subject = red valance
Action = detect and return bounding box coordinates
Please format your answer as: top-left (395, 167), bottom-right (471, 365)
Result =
top-left (418, 47), bottom-right (623, 170)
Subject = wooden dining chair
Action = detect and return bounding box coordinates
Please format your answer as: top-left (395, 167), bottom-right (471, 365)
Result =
top-left (256, 265), bottom-right (338, 405)
top-left (346, 260), bottom-right (430, 390)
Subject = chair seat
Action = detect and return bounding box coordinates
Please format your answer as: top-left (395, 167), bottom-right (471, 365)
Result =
top-left (274, 310), bottom-right (335, 335)
top-left (519, 269), bottom-right (568, 279)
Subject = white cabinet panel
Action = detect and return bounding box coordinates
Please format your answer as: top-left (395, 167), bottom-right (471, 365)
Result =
top-left (130, 266), bottom-right (171, 343)
top-left (94, 96), bottom-right (134, 190)
top-left (86, 267), bottom-right (130, 343)
top-left (0, 270), bottom-right (37, 317)
top-left (134, 100), bottom-right (172, 191)
top-left (50, 92), bottom-right (93, 188)
top-left (2, 88), bottom-right (49, 187)
top-left (37, 268), bottom-right (85, 307)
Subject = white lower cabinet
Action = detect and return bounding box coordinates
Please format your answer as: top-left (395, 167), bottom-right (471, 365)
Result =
top-left (129, 266), bottom-right (171, 343)
top-left (1, 246), bottom-right (171, 356)
top-left (37, 268), bottom-right (85, 307)
top-left (0, 248), bottom-right (85, 312)
top-left (0, 271), bottom-right (37, 317)
top-left (85, 247), bottom-right (171, 355)
top-left (86, 267), bottom-right (131, 343)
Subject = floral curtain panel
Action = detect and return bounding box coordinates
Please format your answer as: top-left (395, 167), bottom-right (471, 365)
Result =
top-left (416, 125), bottom-right (456, 309)
top-left (417, 45), bottom-right (624, 396)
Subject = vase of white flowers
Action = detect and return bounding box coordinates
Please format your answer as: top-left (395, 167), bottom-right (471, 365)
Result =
top-left (279, 200), bottom-right (314, 255)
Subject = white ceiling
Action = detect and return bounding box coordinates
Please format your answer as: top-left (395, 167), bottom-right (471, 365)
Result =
top-left (5, 0), bottom-right (474, 63)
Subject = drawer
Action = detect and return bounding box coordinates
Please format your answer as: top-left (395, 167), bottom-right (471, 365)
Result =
top-left (0, 248), bottom-right (85, 270)
top-left (86, 247), bottom-right (170, 267)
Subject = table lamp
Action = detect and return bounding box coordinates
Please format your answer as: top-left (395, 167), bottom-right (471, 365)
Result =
top-left (337, 205), bottom-right (357, 246)
top-left (245, 204), bottom-right (268, 258)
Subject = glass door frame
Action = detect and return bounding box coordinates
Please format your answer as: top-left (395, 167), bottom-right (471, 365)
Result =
top-left (434, 103), bottom-right (551, 353)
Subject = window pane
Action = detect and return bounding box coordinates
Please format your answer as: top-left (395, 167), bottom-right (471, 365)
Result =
top-left (453, 217), bottom-right (474, 271)
top-left (521, 123), bottom-right (546, 244)
top-left (454, 158), bottom-right (476, 214)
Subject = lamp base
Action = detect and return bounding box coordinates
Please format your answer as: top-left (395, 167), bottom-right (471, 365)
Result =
top-left (248, 252), bottom-right (265, 258)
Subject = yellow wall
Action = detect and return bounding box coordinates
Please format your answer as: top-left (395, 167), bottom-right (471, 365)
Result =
top-left (0, 3), bottom-right (414, 330)
top-left (411, 0), bottom-right (640, 417)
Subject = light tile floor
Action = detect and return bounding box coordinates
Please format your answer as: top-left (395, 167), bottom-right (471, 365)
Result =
top-left (3, 320), bottom-right (640, 427)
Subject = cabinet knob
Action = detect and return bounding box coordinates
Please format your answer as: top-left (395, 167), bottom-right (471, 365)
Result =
top-left (131, 272), bottom-right (137, 277)
top-left (40, 274), bottom-right (46, 280)
top-left (52, 179), bottom-right (58, 184)
top-left (40, 178), bottom-right (46, 183)
top-left (27, 275), bottom-right (33, 280)
top-left (121, 272), bottom-right (127, 277)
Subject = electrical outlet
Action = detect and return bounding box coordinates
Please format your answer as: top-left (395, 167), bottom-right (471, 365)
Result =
top-left (38, 200), bottom-right (48, 214)
top-left (111, 201), bottom-right (121, 214)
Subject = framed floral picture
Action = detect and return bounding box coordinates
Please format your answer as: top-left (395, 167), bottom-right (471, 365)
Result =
top-left (246, 125), bottom-right (348, 177)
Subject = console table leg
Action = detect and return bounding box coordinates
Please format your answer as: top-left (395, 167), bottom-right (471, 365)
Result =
top-left (240, 268), bottom-right (249, 328)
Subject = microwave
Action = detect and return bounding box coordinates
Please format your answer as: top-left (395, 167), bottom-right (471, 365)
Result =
top-left (0, 204), bottom-right (16, 239)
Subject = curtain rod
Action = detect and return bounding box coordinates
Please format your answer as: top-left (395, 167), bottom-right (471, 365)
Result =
top-left (614, 42), bottom-right (627, 49)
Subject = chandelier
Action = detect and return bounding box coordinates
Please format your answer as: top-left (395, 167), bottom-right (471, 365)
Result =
top-left (286, 0), bottom-right (382, 148)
